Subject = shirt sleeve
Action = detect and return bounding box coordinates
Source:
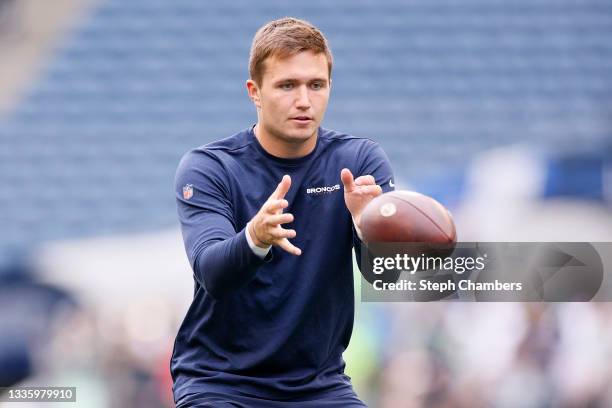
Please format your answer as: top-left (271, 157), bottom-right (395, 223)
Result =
top-left (351, 140), bottom-right (401, 285)
top-left (175, 149), bottom-right (272, 299)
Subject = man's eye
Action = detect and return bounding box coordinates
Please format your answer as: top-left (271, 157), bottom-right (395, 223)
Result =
top-left (311, 82), bottom-right (323, 90)
top-left (280, 83), bottom-right (293, 90)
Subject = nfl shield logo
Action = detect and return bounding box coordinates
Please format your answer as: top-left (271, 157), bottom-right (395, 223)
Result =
top-left (183, 184), bottom-right (193, 200)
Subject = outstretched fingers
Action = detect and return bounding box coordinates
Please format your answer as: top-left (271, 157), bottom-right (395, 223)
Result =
top-left (269, 174), bottom-right (291, 200)
top-left (341, 168), bottom-right (356, 193)
top-left (266, 199), bottom-right (289, 214)
top-left (252, 174), bottom-right (302, 256)
top-left (354, 175), bottom-right (376, 186)
top-left (357, 184), bottom-right (383, 196)
top-left (277, 238), bottom-right (302, 256)
top-left (271, 228), bottom-right (296, 239)
top-left (267, 212), bottom-right (294, 225)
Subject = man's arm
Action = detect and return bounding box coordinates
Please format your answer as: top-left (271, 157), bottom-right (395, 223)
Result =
top-left (175, 151), bottom-right (300, 299)
top-left (175, 150), bottom-right (272, 299)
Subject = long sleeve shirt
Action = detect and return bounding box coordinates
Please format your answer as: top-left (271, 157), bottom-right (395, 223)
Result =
top-left (171, 126), bottom-right (394, 403)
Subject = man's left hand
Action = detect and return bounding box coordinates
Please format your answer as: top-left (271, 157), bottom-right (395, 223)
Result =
top-left (340, 168), bottom-right (383, 230)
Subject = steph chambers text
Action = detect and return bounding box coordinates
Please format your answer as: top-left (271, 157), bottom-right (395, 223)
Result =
top-left (373, 279), bottom-right (523, 292)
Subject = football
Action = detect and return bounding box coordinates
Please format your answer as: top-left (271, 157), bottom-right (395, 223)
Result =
top-left (360, 190), bottom-right (457, 248)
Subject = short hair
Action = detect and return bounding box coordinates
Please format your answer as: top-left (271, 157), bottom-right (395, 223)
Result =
top-left (249, 17), bottom-right (333, 85)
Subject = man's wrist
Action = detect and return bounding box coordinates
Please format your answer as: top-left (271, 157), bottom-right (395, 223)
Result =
top-left (248, 221), bottom-right (268, 248)
top-left (246, 221), bottom-right (271, 258)
top-left (352, 215), bottom-right (364, 240)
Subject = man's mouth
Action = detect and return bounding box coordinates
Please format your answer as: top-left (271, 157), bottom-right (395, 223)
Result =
top-left (291, 116), bottom-right (312, 123)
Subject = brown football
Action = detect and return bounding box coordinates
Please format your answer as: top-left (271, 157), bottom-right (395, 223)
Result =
top-left (360, 191), bottom-right (457, 246)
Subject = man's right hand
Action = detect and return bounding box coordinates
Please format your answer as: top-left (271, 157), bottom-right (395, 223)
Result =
top-left (248, 175), bottom-right (302, 256)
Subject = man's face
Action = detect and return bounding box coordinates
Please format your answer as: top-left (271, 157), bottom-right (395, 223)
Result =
top-left (248, 51), bottom-right (331, 145)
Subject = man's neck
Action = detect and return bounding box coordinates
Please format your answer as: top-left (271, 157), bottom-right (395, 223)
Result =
top-left (253, 123), bottom-right (317, 159)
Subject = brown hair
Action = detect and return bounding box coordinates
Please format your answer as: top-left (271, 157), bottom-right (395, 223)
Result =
top-left (249, 17), bottom-right (333, 85)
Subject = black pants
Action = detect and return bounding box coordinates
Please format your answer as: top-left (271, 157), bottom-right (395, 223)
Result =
top-left (176, 390), bottom-right (368, 408)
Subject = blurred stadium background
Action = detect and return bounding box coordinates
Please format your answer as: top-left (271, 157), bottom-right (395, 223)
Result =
top-left (1, 0), bottom-right (612, 406)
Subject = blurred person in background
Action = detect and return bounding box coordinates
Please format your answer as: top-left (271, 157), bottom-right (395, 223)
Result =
top-left (171, 17), bottom-right (395, 408)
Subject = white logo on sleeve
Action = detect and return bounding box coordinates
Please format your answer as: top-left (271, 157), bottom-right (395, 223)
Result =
top-left (306, 184), bottom-right (341, 195)
top-left (389, 180), bottom-right (395, 188)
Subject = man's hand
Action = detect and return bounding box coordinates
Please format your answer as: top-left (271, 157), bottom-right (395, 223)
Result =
top-left (249, 175), bottom-right (302, 256)
top-left (341, 168), bottom-right (383, 230)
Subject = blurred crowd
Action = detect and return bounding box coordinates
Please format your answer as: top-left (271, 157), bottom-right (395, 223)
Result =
top-left (0, 267), bottom-right (176, 407)
top-left (359, 302), bottom-right (612, 408)
top-left (4, 264), bottom-right (612, 407)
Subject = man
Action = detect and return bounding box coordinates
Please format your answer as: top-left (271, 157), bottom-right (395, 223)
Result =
top-left (172, 17), bottom-right (394, 407)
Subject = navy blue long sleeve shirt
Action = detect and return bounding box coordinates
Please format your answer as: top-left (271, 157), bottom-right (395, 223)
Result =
top-left (171, 126), bottom-right (394, 403)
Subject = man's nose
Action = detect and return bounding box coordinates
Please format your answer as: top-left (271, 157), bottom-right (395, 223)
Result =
top-left (295, 85), bottom-right (311, 109)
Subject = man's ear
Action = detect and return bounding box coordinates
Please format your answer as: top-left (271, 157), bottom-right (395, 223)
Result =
top-left (246, 79), bottom-right (261, 108)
